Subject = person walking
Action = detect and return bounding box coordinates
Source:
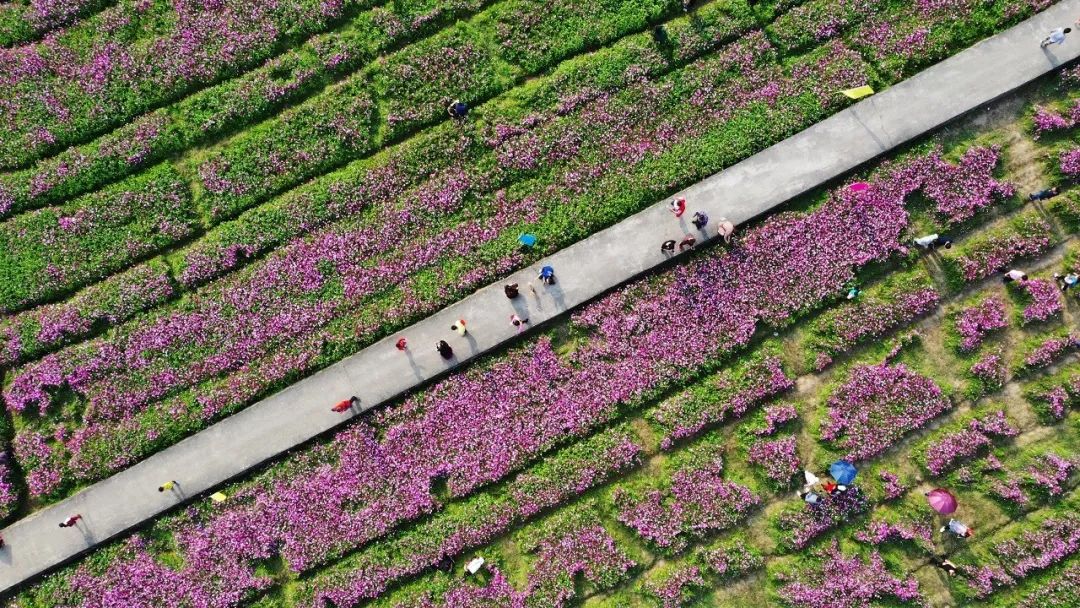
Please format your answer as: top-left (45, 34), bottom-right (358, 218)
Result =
top-left (691, 211), bottom-right (709, 230)
top-left (538, 266), bottom-right (555, 285)
top-left (447, 99), bottom-right (469, 120)
top-left (1002, 269), bottom-right (1028, 283)
top-left (716, 217), bottom-right (735, 243)
top-left (661, 239), bottom-right (677, 254)
top-left (59, 514), bottom-right (83, 528)
top-left (395, 337), bottom-right (408, 351)
top-left (504, 283), bottom-right (520, 298)
top-left (940, 519), bottom-right (973, 538)
top-left (679, 234), bottom-right (696, 251)
top-left (158, 480), bottom-right (178, 493)
top-left (1041, 27), bottom-right (1071, 48)
top-left (510, 314), bottom-right (529, 332)
top-left (451, 319), bottom-right (467, 337)
top-left (668, 197), bottom-right (686, 218)
top-left (437, 340), bottom-right (454, 359)
top-left (331, 396), bottom-right (360, 413)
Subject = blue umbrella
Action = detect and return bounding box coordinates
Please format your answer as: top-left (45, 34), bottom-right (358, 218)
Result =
top-left (518, 233), bottom-right (537, 247)
top-left (829, 460), bottom-right (857, 485)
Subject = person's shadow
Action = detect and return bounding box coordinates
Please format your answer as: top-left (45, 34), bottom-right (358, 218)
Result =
top-left (464, 331), bottom-right (479, 356)
top-left (527, 283), bottom-right (544, 311)
top-left (439, 350), bottom-right (459, 367)
top-left (78, 520), bottom-right (96, 545)
top-left (509, 294), bottom-right (532, 319)
top-left (169, 482), bottom-right (188, 501)
top-left (404, 348), bottom-right (423, 381)
top-left (652, 25), bottom-right (676, 62)
top-left (1039, 41), bottom-right (1069, 65)
top-left (545, 282), bottom-right (567, 312)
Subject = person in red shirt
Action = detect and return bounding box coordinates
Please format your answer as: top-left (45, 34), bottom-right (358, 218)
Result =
top-left (59, 514), bottom-right (83, 528)
top-left (395, 337), bottom-right (407, 351)
top-left (668, 197), bottom-right (686, 218)
top-left (679, 234), bottom-right (696, 251)
top-left (331, 396), bottom-right (359, 413)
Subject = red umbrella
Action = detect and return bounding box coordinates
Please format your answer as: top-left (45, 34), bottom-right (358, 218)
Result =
top-left (926, 488), bottom-right (958, 514)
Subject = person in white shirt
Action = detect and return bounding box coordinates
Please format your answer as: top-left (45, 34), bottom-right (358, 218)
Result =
top-left (1055, 272), bottom-right (1079, 292)
top-left (1041, 27), bottom-right (1071, 48)
top-left (940, 519), bottom-right (973, 538)
top-left (913, 234), bottom-right (953, 251)
top-left (913, 234), bottom-right (939, 248)
top-left (1002, 269), bottom-right (1028, 283)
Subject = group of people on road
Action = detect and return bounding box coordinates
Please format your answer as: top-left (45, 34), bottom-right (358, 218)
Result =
top-left (377, 261), bottom-right (555, 367)
top-left (3, 477), bottom-right (183, 549)
top-left (661, 197), bottom-right (735, 254)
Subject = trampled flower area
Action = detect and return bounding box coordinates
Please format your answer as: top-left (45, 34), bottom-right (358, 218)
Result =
top-left (1, 1), bottom-right (1079, 608)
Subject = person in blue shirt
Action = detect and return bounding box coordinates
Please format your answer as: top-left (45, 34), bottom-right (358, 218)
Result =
top-left (447, 99), bottom-right (469, 120)
top-left (691, 211), bottom-right (709, 230)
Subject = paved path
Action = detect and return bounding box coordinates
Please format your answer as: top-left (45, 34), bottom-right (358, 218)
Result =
top-left (2, 0), bottom-right (1079, 594)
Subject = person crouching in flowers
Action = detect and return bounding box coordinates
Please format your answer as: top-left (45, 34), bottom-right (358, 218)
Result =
top-left (941, 519), bottom-right (973, 539)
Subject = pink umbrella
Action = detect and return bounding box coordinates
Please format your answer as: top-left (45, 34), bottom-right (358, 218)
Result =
top-left (926, 488), bottom-right (958, 514)
top-left (848, 181), bottom-right (870, 192)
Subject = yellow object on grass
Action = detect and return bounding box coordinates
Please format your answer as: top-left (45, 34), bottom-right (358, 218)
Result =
top-left (841, 85), bottom-right (875, 99)
top-left (210, 492), bottom-right (227, 502)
